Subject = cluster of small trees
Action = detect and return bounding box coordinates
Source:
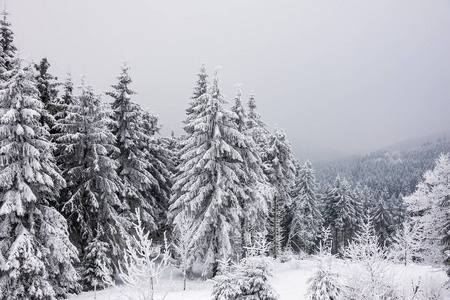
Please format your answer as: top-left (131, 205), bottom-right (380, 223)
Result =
top-left (307, 207), bottom-right (449, 300)
top-left (320, 176), bottom-right (406, 255)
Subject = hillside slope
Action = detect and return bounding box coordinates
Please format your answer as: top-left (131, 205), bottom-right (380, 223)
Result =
top-left (315, 134), bottom-right (450, 196)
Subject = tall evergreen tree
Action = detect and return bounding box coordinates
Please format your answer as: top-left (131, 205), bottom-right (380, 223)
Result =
top-left (230, 87), bottom-right (268, 256)
top-left (288, 160), bottom-right (322, 253)
top-left (388, 193), bottom-right (406, 233)
top-left (34, 57), bottom-right (59, 132)
top-left (142, 110), bottom-right (173, 237)
top-left (323, 176), bottom-right (356, 254)
top-left (405, 153), bottom-right (450, 274)
top-left (0, 9), bottom-right (17, 81)
top-left (371, 196), bottom-right (394, 246)
top-left (183, 64), bottom-right (208, 135)
top-left (263, 128), bottom-right (296, 258)
top-left (0, 60), bottom-right (80, 299)
top-left (56, 78), bottom-right (126, 289)
top-left (58, 72), bottom-right (75, 118)
top-left (170, 68), bottom-right (247, 277)
top-left (107, 64), bottom-right (166, 235)
top-left (246, 92), bottom-right (268, 147)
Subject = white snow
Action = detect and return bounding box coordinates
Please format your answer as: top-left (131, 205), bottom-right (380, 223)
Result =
top-left (68, 257), bottom-right (448, 300)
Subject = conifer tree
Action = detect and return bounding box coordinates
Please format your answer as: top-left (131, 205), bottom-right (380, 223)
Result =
top-left (371, 196), bottom-right (394, 246)
top-left (263, 128), bottom-right (296, 258)
top-left (56, 78), bottom-right (126, 289)
top-left (183, 64), bottom-right (208, 135)
top-left (289, 160), bottom-right (322, 253)
top-left (389, 193), bottom-right (406, 233)
top-left (246, 92), bottom-right (268, 147)
top-left (349, 186), bottom-right (364, 243)
top-left (306, 226), bottom-right (343, 300)
top-left (0, 9), bottom-right (17, 81)
top-left (107, 64), bottom-right (165, 235)
top-left (57, 72), bottom-right (75, 121)
top-left (170, 68), bottom-right (247, 277)
top-left (81, 225), bottom-right (112, 290)
top-left (212, 257), bottom-right (279, 300)
top-left (34, 57), bottom-right (59, 132)
top-left (0, 60), bottom-right (80, 299)
top-left (323, 176), bottom-right (356, 254)
top-left (405, 153), bottom-right (450, 275)
top-left (142, 110), bottom-right (173, 237)
top-left (53, 73), bottom-right (75, 211)
top-left (230, 87), bottom-right (268, 255)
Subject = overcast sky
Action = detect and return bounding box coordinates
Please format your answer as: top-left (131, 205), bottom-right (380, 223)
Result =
top-left (5, 0), bottom-right (450, 156)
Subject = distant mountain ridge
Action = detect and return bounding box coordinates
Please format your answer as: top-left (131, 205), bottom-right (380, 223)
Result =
top-left (315, 130), bottom-right (450, 197)
top-left (382, 129), bottom-right (450, 152)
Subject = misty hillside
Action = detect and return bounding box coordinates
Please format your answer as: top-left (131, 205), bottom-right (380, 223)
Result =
top-left (382, 129), bottom-right (450, 152)
top-left (315, 133), bottom-right (450, 196)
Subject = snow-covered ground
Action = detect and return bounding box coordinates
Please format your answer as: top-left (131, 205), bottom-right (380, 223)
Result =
top-left (69, 257), bottom-right (448, 300)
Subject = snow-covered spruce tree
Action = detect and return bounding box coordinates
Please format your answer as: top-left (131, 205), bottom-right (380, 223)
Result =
top-left (405, 153), bottom-right (450, 273)
top-left (353, 183), bottom-right (375, 214)
top-left (288, 159), bottom-right (322, 254)
top-left (211, 256), bottom-right (279, 300)
top-left (169, 68), bottom-right (246, 278)
top-left (306, 268), bottom-right (343, 300)
top-left (107, 64), bottom-right (166, 235)
top-left (263, 128), bottom-right (296, 259)
top-left (53, 73), bottom-right (75, 175)
top-left (212, 233), bottom-right (278, 300)
top-left (0, 60), bottom-right (80, 299)
top-left (159, 130), bottom-right (179, 183)
top-left (389, 193), bottom-right (406, 233)
top-left (55, 72), bottom-right (74, 122)
top-left (183, 64), bottom-right (208, 137)
top-left (323, 176), bottom-right (356, 255)
top-left (230, 87), bottom-right (269, 257)
top-left (306, 226), bottom-right (343, 300)
top-left (0, 9), bottom-right (17, 81)
top-left (344, 214), bottom-right (395, 300)
top-left (81, 224), bottom-right (113, 291)
top-left (34, 57), bottom-right (59, 132)
top-left (349, 186), bottom-right (364, 244)
top-left (56, 78), bottom-right (126, 289)
top-left (143, 112), bottom-right (173, 238)
top-left (246, 92), bottom-right (269, 148)
top-left (371, 196), bottom-right (394, 247)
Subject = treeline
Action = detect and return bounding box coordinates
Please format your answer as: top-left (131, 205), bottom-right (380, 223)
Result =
top-left (315, 138), bottom-right (450, 197)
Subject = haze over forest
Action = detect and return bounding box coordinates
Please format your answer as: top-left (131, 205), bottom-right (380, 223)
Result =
top-left (5, 0), bottom-right (450, 161)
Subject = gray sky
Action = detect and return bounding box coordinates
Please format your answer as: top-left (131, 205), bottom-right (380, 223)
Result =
top-left (6, 0), bottom-right (450, 157)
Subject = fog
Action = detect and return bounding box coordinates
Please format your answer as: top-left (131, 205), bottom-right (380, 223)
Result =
top-left (6, 0), bottom-right (450, 159)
